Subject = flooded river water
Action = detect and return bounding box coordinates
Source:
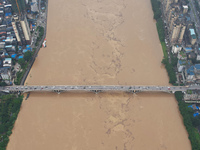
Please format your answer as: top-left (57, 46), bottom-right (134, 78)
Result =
top-left (7, 0), bottom-right (191, 149)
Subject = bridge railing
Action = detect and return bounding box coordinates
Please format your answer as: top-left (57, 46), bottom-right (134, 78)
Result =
top-left (0, 85), bottom-right (190, 93)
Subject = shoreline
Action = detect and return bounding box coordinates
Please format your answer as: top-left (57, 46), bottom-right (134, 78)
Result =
top-left (20, 0), bottom-right (49, 85)
top-left (150, 0), bottom-right (200, 149)
top-left (5, 0), bottom-right (192, 149)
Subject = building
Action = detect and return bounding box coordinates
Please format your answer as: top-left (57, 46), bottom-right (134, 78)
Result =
top-left (183, 5), bottom-right (188, 14)
top-left (3, 57), bottom-right (11, 68)
top-left (178, 50), bottom-right (187, 60)
top-left (0, 67), bottom-right (10, 80)
top-left (194, 64), bottom-right (200, 83)
top-left (196, 48), bottom-right (200, 61)
top-left (12, 14), bottom-right (31, 45)
top-left (189, 28), bottom-right (197, 45)
top-left (172, 45), bottom-right (182, 53)
top-left (170, 22), bottom-right (186, 44)
top-left (163, 0), bottom-right (173, 13)
top-left (185, 64), bottom-right (200, 83)
top-left (186, 65), bottom-right (195, 83)
top-left (177, 59), bottom-right (191, 72)
top-left (31, 0), bottom-right (39, 12)
top-left (183, 47), bottom-right (193, 53)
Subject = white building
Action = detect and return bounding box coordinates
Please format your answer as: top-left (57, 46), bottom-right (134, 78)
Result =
top-left (31, 0), bottom-right (39, 12)
top-left (172, 45), bottom-right (182, 53)
top-left (3, 58), bottom-right (12, 68)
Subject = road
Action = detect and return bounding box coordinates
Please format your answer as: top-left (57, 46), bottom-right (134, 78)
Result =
top-left (189, 0), bottom-right (200, 42)
top-left (0, 85), bottom-right (194, 93)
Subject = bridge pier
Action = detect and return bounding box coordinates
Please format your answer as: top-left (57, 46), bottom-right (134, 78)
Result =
top-left (91, 90), bottom-right (102, 94)
top-left (53, 90), bottom-right (63, 94)
top-left (128, 90), bottom-right (141, 94)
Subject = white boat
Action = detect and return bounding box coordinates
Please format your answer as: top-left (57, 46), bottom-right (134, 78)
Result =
top-left (43, 38), bottom-right (47, 48)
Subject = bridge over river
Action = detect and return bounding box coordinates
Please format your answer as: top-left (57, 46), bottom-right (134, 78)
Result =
top-left (0, 85), bottom-right (199, 94)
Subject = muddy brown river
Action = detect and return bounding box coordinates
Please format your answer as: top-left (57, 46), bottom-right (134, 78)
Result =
top-left (7, 0), bottom-right (191, 149)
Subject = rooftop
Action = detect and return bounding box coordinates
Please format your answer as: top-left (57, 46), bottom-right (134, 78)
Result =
top-left (187, 66), bottom-right (194, 75)
top-left (189, 29), bottom-right (196, 39)
top-left (194, 64), bottom-right (200, 70)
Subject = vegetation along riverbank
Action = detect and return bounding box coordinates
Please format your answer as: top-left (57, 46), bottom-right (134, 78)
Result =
top-left (0, 95), bottom-right (23, 150)
top-left (150, 0), bottom-right (200, 149)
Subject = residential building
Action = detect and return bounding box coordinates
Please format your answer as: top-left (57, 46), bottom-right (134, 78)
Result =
top-left (185, 65), bottom-right (195, 83)
top-left (172, 45), bottom-right (182, 53)
top-left (183, 5), bottom-right (188, 14)
top-left (183, 47), bottom-right (193, 53)
top-left (3, 57), bottom-right (11, 68)
top-left (177, 59), bottom-right (191, 72)
top-left (170, 22), bottom-right (186, 44)
top-left (12, 14), bottom-right (31, 45)
top-left (185, 64), bottom-right (200, 83)
top-left (163, 0), bottom-right (173, 13)
top-left (31, 0), bottom-right (39, 12)
top-left (0, 67), bottom-right (10, 80)
top-left (189, 28), bottom-right (197, 45)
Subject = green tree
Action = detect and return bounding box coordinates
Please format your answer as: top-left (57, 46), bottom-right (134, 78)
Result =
top-left (18, 58), bottom-right (26, 68)
top-left (24, 51), bottom-right (33, 62)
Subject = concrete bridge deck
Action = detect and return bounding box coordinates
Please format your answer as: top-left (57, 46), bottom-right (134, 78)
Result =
top-left (0, 85), bottom-right (198, 93)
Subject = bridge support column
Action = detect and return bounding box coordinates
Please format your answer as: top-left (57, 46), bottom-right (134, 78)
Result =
top-left (91, 90), bottom-right (102, 94)
top-left (129, 90), bottom-right (140, 94)
top-left (53, 90), bottom-right (63, 94)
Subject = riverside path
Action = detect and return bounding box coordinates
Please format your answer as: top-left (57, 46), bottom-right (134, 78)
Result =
top-left (0, 85), bottom-right (199, 94)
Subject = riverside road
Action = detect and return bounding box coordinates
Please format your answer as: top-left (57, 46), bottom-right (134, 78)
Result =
top-left (0, 85), bottom-right (199, 94)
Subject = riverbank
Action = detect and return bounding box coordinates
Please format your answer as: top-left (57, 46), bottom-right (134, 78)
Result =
top-left (18, 0), bottom-right (48, 85)
top-left (0, 95), bottom-right (23, 150)
top-left (150, 0), bottom-right (200, 149)
top-left (7, 0), bottom-right (191, 149)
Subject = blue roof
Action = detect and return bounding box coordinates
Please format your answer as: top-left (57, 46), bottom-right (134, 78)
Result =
top-left (11, 54), bottom-right (16, 58)
top-left (194, 64), bottom-right (200, 70)
top-left (5, 45), bottom-right (12, 48)
top-left (5, 13), bottom-right (12, 16)
top-left (18, 55), bottom-right (23, 59)
top-left (193, 113), bottom-right (199, 117)
top-left (186, 16), bottom-right (191, 21)
top-left (188, 105), bottom-right (193, 108)
top-left (178, 60), bottom-right (186, 65)
top-left (5, 58), bottom-right (11, 61)
top-left (23, 49), bottom-right (28, 53)
top-left (185, 47), bottom-right (192, 50)
top-left (185, 47), bottom-right (193, 53)
top-left (187, 66), bottom-right (195, 75)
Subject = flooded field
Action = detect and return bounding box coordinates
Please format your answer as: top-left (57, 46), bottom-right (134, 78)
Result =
top-left (7, 0), bottom-right (191, 149)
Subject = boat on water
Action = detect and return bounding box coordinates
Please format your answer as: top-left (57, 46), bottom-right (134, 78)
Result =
top-left (43, 38), bottom-right (47, 48)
